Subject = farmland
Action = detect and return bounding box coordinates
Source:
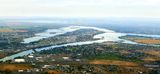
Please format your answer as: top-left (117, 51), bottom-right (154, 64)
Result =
top-left (121, 35), bottom-right (160, 45)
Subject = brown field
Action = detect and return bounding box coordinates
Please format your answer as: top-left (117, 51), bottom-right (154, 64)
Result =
top-left (0, 28), bottom-right (14, 32)
top-left (0, 64), bottom-right (31, 71)
top-left (137, 50), bottom-right (160, 62)
top-left (0, 28), bottom-right (28, 33)
top-left (45, 70), bottom-right (62, 74)
top-left (90, 60), bottom-right (138, 66)
top-left (143, 56), bottom-right (159, 62)
top-left (90, 60), bottom-right (146, 74)
top-left (139, 50), bottom-right (160, 57)
top-left (134, 39), bottom-right (160, 44)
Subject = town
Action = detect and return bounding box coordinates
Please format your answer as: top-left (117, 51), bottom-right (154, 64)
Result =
top-left (0, 24), bottom-right (160, 74)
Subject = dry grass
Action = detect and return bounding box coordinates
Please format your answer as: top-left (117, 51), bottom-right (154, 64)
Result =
top-left (0, 28), bottom-right (14, 32)
top-left (0, 64), bottom-right (31, 71)
top-left (92, 60), bottom-right (145, 74)
top-left (137, 50), bottom-right (160, 62)
top-left (143, 57), bottom-right (159, 62)
top-left (134, 39), bottom-right (160, 44)
top-left (45, 70), bottom-right (62, 74)
top-left (90, 60), bottom-right (138, 66)
top-left (140, 50), bottom-right (160, 57)
top-left (0, 28), bottom-right (28, 33)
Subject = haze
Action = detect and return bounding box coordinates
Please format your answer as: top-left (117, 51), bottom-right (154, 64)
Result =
top-left (0, 0), bottom-right (160, 18)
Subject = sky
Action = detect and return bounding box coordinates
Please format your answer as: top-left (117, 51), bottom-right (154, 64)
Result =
top-left (0, 0), bottom-right (160, 18)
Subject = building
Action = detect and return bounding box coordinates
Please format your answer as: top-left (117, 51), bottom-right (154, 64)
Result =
top-left (14, 59), bottom-right (25, 63)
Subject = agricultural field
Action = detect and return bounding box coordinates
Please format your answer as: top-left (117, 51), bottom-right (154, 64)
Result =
top-left (134, 39), bottom-right (160, 44)
top-left (120, 35), bottom-right (160, 45)
top-left (0, 64), bottom-right (31, 71)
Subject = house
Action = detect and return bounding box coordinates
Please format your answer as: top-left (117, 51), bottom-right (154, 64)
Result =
top-left (14, 59), bottom-right (25, 63)
top-left (18, 70), bottom-right (24, 72)
top-left (62, 57), bottom-right (69, 60)
top-left (28, 54), bottom-right (34, 58)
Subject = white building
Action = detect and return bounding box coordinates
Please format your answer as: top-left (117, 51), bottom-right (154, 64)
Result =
top-left (14, 59), bottom-right (25, 63)
top-left (28, 55), bottom-right (34, 58)
top-left (62, 57), bottom-right (70, 60)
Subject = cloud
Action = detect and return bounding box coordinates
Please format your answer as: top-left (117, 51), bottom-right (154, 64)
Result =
top-left (0, 0), bottom-right (160, 18)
